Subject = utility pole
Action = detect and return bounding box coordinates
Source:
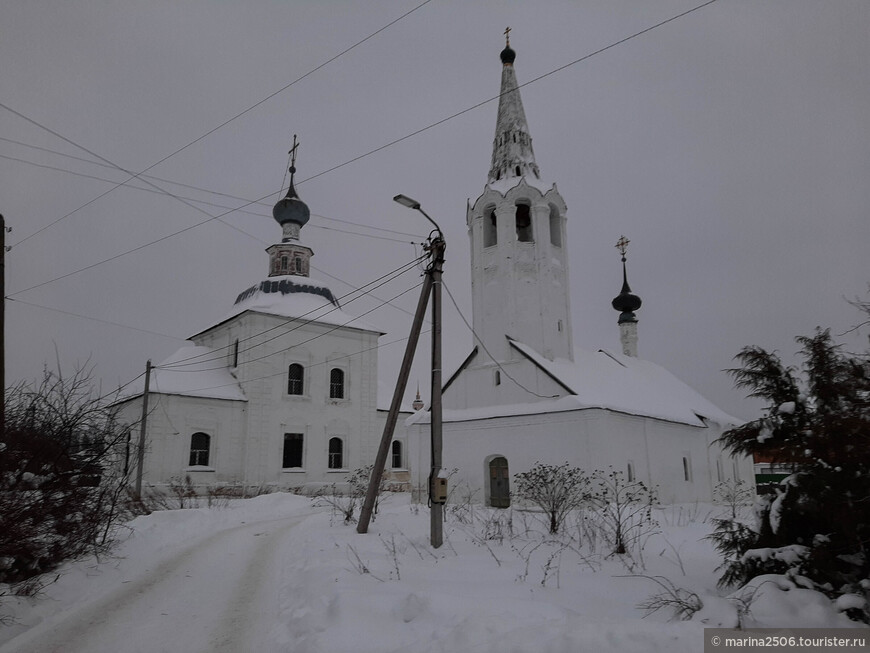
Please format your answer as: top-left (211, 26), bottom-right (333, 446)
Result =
top-left (134, 359), bottom-right (152, 499)
top-left (0, 214), bottom-right (5, 437)
top-left (429, 235), bottom-right (445, 548)
top-left (358, 194), bottom-right (446, 547)
top-left (357, 271), bottom-right (433, 534)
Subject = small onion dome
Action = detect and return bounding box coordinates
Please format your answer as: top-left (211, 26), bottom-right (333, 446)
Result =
top-left (612, 268), bottom-right (642, 323)
top-left (500, 44), bottom-right (516, 65)
top-left (272, 168), bottom-right (310, 228)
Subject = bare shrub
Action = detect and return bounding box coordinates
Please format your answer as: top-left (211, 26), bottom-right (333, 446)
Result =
top-left (634, 575), bottom-right (703, 621)
top-left (586, 468), bottom-right (658, 559)
top-left (0, 365), bottom-right (133, 584)
top-left (513, 462), bottom-right (591, 535)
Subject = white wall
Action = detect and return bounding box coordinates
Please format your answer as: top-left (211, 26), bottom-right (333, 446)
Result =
top-left (406, 408), bottom-right (754, 506)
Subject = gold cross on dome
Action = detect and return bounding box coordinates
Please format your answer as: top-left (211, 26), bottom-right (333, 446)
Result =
top-left (615, 235), bottom-right (630, 257)
top-left (504, 26), bottom-right (511, 47)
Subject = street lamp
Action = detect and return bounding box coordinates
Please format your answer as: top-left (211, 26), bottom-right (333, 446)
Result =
top-left (358, 196), bottom-right (446, 546)
top-left (393, 194), bottom-right (443, 238)
top-left (391, 195), bottom-right (445, 548)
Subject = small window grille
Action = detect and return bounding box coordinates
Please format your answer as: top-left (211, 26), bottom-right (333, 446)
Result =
top-left (288, 364), bottom-right (304, 395)
top-left (329, 368), bottom-right (345, 399)
top-left (189, 432), bottom-right (210, 466)
top-left (328, 437), bottom-right (343, 469)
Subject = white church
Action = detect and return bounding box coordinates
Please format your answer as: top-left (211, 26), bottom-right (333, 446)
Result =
top-left (404, 37), bottom-right (752, 505)
top-left (116, 36), bottom-right (752, 504)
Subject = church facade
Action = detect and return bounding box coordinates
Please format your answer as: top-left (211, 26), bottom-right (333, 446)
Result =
top-left (114, 153), bottom-right (410, 492)
top-left (405, 37), bottom-right (753, 505)
top-left (116, 37), bottom-right (751, 503)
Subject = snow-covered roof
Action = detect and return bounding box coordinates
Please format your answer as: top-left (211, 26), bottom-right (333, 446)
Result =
top-left (484, 174), bottom-right (556, 196)
top-left (410, 339), bottom-right (741, 428)
top-left (115, 345), bottom-right (247, 403)
top-left (190, 275), bottom-right (384, 339)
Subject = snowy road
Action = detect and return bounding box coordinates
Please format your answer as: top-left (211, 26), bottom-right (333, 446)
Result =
top-left (1, 513), bottom-right (312, 653)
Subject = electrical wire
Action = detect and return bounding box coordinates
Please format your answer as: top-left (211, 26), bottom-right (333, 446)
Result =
top-left (157, 254), bottom-right (426, 370)
top-left (3, 0), bottom-right (434, 250)
top-left (294, 0), bottom-right (721, 186)
top-left (3, 0), bottom-right (719, 298)
top-left (441, 279), bottom-right (558, 399)
top-left (144, 324), bottom-right (432, 399)
top-left (0, 144), bottom-right (424, 240)
top-left (6, 297), bottom-right (184, 341)
top-left (156, 279), bottom-right (425, 375)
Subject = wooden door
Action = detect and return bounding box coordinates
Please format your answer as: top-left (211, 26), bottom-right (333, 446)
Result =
top-left (489, 457), bottom-right (510, 508)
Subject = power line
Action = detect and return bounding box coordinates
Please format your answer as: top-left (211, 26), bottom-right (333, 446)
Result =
top-left (3, 0), bottom-right (434, 249)
top-left (295, 0), bottom-right (721, 186)
top-left (141, 323), bottom-right (432, 400)
top-left (442, 279), bottom-right (557, 399)
top-left (157, 279), bottom-right (424, 375)
top-left (3, 0), bottom-right (718, 297)
top-left (158, 254), bottom-right (426, 370)
top-left (0, 144), bottom-right (424, 240)
top-left (6, 297), bottom-right (185, 341)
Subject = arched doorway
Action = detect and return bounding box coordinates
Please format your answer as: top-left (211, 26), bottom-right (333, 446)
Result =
top-left (488, 456), bottom-right (510, 508)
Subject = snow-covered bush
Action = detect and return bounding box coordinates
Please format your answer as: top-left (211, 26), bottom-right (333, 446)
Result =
top-left (716, 328), bottom-right (870, 616)
top-left (0, 365), bottom-right (133, 585)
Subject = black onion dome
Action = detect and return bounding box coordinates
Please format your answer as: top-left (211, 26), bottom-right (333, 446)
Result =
top-left (272, 169), bottom-right (310, 227)
top-left (612, 264), bottom-right (642, 322)
top-left (500, 45), bottom-right (516, 65)
top-left (612, 288), bottom-right (642, 314)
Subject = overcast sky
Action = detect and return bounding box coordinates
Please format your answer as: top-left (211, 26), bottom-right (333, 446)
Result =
top-left (2, 0), bottom-right (868, 420)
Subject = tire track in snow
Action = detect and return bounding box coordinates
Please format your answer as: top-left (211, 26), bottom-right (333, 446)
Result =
top-left (0, 512), bottom-right (314, 653)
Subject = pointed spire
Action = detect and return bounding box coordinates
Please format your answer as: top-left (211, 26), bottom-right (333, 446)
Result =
top-left (611, 236), bottom-right (642, 357)
top-left (488, 31), bottom-right (540, 184)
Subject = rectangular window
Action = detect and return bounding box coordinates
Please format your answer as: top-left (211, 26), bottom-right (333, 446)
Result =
top-left (283, 433), bottom-right (303, 468)
top-left (682, 456), bottom-right (693, 482)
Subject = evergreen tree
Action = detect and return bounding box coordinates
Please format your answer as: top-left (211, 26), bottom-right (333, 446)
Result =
top-left (714, 328), bottom-right (870, 600)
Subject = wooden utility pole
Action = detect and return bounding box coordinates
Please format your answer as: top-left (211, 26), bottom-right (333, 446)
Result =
top-left (134, 359), bottom-right (152, 499)
top-left (357, 272), bottom-right (433, 534)
top-left (429, 236), bottom-right (445, 548)
top-left (0, 214), bottom-right (5, 437)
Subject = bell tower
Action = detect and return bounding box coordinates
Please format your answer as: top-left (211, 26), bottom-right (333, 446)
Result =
top-left (467, 32), bottom-right (573, 363)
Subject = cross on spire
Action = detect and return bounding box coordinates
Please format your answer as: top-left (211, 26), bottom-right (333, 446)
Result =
top-left (615, 235), bottom-right (630, 260)
top-left (504, 26), bottom-right (511, 47)
top-left (288, 134), bottom-right (300, 169)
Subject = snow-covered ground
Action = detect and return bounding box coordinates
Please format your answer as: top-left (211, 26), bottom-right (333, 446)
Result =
top-left (0, 493), bottom-right (864, 653)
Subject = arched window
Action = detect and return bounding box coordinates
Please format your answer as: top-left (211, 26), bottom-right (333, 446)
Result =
top-left (280, 255), bottom-right (288, 271)
top-left (483, 206), bottom-right (497, 248)
top-left (288, 363), bottom-right (304, 395)
top-left (391, 441), bottom-right (403, 469)
top-left (189, 432), bottom-right (210, 466)
top-left (627, 461), bottom-right (635, 482)
top-left (232, 338), bottom-right (239, 368)
top-left (515, 203), bottom-right (533, 242)
top-left (515, 165), bottom-right (521, 176)
top-left (328, 437), bottom-right (344, 469)
top-left (329, 368), bottom-right (345, 399)
top-left (548, 204), bottom-right (562, 247)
